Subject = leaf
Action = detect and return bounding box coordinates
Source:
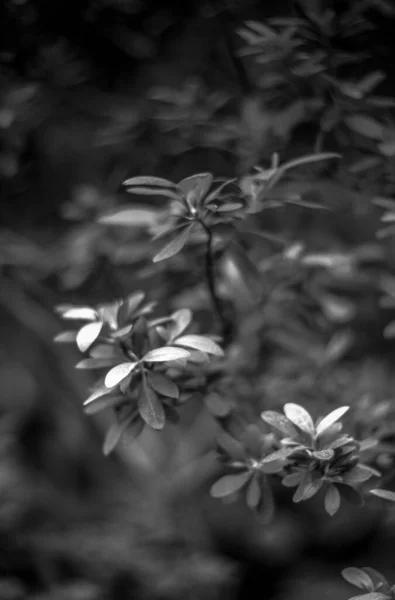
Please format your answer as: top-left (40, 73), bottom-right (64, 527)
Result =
top-left (215, 203), bottom-right (244, 212)
top-left (170, 308), bottom-right (192, 339)
top-left (153, 223), bottom-right (195, 263)
top-left (343, 465), bottom-right (378, 484)
top-left (60, 307), bottom-right (97, 321)
top-left (83, 385), bottom-right (114, 406)
top-left (178, 173), bottom-right (213, 203)
top-left (174, 334), bottom-right (224, 356)
top-left (143, 347), bottom-right (191, 363)
top-left (282, 472), bottom-right (303, 487)
top-left (117, 291), bottom-right (145, 325)
top-left (99, 207), bottom-right (160, 227)
top-left (210, 471), bottom-right (251, 498)
top-left (301, 479), bottom-right (323, 500)
top-left (104, 362), bottom-right (138, 388)
top-left (292, 472), bottom-right (313, 503)
top-left (345, 115), bottom-right (383, 139)
top-left (103, 415), bottom-right (136, 456)
top-left (316, 406), bottom-right (350, 436)
top-left (216, 433), bottom-right (246, 461)
top-left (147, 372), bottom-right (179, 398)
top-left (284, 403), bottom-right (315, 436)
top-left (54, 331), bottom-right (77, 343)
top-left (324, 484), bottom-right (341, 516)
top-left (84, 394), bottom-right (125, 415)
top-left (90, 344), bottom-right (122, 359)
top-left (370, 489), bottom-right (395, 502)
top-left (342, 568), bottom-right (375, 591)
top-left (76, 358), bottom-right (120, 369)
top-left (138, 382), bottom-right (165, 430)
top-left (261, 411), bottom-right (299, 437)
top-left (312, 448), bottom-right (335, 461)
top-left (76, 322), bottom-right (103, 352)
top-left (123, 176), bottom-right (176, 188)
top-left (246, 474), bottom-right (261, 509)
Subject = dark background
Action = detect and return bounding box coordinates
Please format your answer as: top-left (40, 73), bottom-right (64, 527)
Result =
top-left (1, 1), bottom-right (395, 599)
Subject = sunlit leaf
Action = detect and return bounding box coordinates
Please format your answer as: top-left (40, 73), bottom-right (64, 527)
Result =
top-left (174, 334), bottom-right (224, 356)
top-left (261, 411), bottom-right (299, 437)
top-left (316, 406), bottom-right (349, 436)
top-left (104, 362), bottom-right (138, 388)
top-left (284, 403), bottom-right (315, 436)
top-left (143, 347), bottom-right (190, 363)
top-left (99, 207), bottom-right (160, 226)
top-left (370, 489), bottom-right (395, 502)
top-left (60, 307), bottom-right (97, 321)
top-left (123, 176), bottom-right (177, 188)
top-left (76, 321), bottom-right (103, 352)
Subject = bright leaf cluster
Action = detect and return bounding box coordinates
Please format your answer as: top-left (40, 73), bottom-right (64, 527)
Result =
top-left (55, 292), bottom-right (224, 454)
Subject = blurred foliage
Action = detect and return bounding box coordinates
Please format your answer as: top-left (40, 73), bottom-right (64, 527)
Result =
top-left (2, 0), bottom-right (395, 599)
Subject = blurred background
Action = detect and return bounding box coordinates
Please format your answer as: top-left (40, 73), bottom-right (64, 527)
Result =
top-left (2, 0), bottom-right (395, 599)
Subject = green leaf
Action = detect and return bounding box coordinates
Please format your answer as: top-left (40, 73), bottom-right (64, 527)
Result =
top-left (178, 173), bottom-right (213, 204)
top-left (174, 334), bottom-right (224, 356)
top-left (117, 291), bottom-right (145, 325)
top-left (282, 472), bottom-right (303, 487)
top-left (216, 433), bottom-right (246, 461)
top-left (104, 362), bottom-right (138, 388)
top-left (59, 307), bottom-right (97, 321)
top-left (153, 223), bottom-right (195, 263)
top-left (99, 207), bottom-right (160, 226)
top-left (324, 484), bottom-right (341, 516)
top-left (76, 358), bottom-right (120, 369)
top-left (143, 347), bottom-right (190, 363)
top-left (311, 449), bottom-right (335, 461)
top-left (370, 489), bottom-right (395, 502)
top-left (76, 321), bottom-right (103, 352)
top-left (103, 414), bottom-right (136, 456)
top-left (83, 385), bottom-right (114, 406)
top-left (261, 411), bottom-right (299, 437)
top-left (169, 308), bottom-right (192, 339)
top-left (293, 472), bottom-right (313, 502)
top-left (345, 115), bottom-right (383, 139)
top-left (284, 403), bottom-right (315, 436)
top-left (84, 394), bottom-right (125, 415)
top-left (123, 176), bottom-right (176, 188)
top-left (138, 381), bottom-right (165, 430)
top-left (348, 594), bottom-right (391, 600)
top-left (246, 474), bottom-right (261, 509)
top-left (125, 188), bottom-right (181, 200)
top-left (316, 406), bottom-right (349, 436)
top-left (342, 568), bottom-right (375, 591)
top-left (215, 203), bottom-right (244, 212)
top-left (54, 331), bottom-right (77, 343)
top-left (343, 465), bottom-right (378, 484)
top-left (210, 471), bottom-right (251, 498)
top-left (147, 372), bottom-right (179, 398)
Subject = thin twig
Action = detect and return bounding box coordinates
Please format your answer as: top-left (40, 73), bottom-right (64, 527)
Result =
top-left (199, 220), bottom-right (231, 339)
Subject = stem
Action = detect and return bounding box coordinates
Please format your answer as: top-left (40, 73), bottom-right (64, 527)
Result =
top-left (199, 220), bottom-right (230, 338)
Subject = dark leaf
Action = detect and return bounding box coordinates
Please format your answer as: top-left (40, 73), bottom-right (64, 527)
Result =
top-left (147, 372), bottom-right (179, 398)
top-left (99, 207), bottom-right (160, 226)
top-left (246, 474), bottom-right (261, 509)
top-left (138, 381), bottom-right (165, 429)
top-left (76, 358), bottom-right (120, 369)
top-left (210, 471), bottom-right (251, 498)
top-left (324, 484), bottom-right (341, 516)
